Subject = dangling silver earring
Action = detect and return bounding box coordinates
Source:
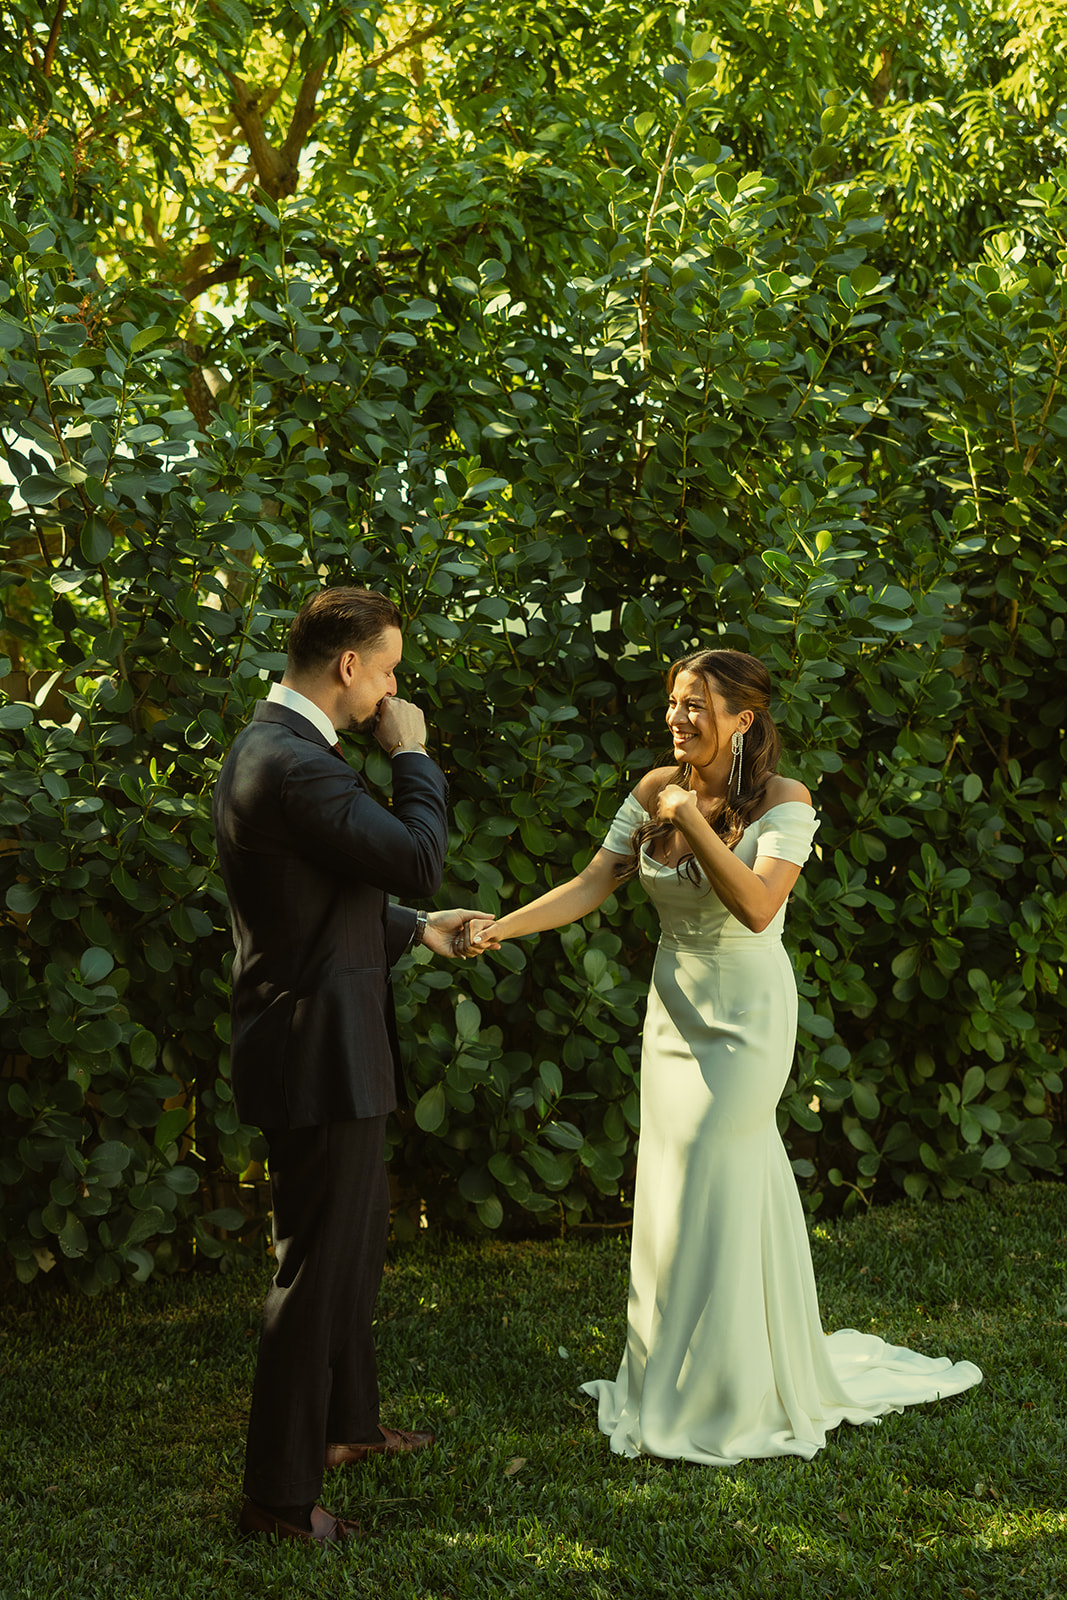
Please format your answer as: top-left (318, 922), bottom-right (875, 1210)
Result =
top-left (728, 728), bottom-right (744, 793)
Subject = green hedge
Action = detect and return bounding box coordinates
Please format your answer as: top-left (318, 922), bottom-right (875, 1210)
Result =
top-left (2, 25), bottom-right (1065, 1291)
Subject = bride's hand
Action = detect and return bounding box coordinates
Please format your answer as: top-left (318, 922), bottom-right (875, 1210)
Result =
top-left (451, 915), bottom-right (499, 956)
top-left (657, 784), bottom-right (699, 825)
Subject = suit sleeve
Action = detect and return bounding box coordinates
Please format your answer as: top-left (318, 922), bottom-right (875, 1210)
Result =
top-left (385, 903), bottom-right (418, 965)
top-left (280, 746), bottom-right (449, 901)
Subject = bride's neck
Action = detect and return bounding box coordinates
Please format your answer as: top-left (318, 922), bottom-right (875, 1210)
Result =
top-left (686, 761), bottom-right (731, 806)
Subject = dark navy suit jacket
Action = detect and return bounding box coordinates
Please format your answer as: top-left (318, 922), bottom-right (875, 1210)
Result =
top-left (212, 700), bottom-right (449, 1129)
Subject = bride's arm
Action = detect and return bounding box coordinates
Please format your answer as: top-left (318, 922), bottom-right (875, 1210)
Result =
top-left (658, 780), bottom-right (810, 934)
top-left (462, 780), bottom-right (661, 951)
top-left (474, 846), bottom-right (630, 945)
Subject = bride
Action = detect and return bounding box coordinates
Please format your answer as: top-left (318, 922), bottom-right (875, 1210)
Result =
top-left (462, 648), bottom-right (981, 1464)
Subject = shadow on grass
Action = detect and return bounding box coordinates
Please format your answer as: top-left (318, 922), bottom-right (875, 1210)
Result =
top-left (0, 1185), bottom-right (1064, 1599)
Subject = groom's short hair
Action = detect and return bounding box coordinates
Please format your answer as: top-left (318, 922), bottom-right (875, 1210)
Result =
top-left (287, 586), bottom-right (402, 675)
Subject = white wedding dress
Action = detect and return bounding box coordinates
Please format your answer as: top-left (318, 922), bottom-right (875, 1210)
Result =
top-left (582, 795), bottom-right (982, 1464)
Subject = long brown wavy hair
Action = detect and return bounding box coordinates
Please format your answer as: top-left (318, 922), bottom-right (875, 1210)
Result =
top-left (618, 649), bottom-right (782, 884)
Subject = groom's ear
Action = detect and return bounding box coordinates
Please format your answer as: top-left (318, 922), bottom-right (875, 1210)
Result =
top-left (336, 649), bottom-right (360, 686)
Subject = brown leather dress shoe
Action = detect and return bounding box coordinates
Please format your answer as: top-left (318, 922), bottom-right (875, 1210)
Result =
top-left (238, 1497), bottom-right (361, 1545)
top-left (325, 1425), bottom-right (435, 1469)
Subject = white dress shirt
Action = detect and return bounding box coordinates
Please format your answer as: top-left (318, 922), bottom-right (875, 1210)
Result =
top-left (267, 682), bottom-right (339, 746)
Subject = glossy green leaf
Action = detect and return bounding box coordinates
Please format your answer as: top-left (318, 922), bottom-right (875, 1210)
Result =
top-left (199, 1207), bottom-right (245, 1231)
top-left (80, 517), bottom-right (113, 565)
top-left (415, 1083), bottom-right (447, 1133)
top-left (80, 947), bottom-right (115, 985)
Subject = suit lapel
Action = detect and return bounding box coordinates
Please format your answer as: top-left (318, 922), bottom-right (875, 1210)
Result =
top-left (252, 701), bottom-right (368, 788)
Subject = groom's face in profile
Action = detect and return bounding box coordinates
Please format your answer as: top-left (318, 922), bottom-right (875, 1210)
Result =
top-left (342, 625), bottom-right (404, 732)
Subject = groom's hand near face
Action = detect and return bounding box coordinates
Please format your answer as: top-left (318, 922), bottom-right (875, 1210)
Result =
top-left (373, 694), bottom-right (428, 755)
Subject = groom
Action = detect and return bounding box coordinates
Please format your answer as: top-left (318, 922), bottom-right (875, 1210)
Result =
top-left (212, 585), bottom-right (481, 1545)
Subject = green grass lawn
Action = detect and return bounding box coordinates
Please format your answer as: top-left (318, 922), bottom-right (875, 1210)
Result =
top-left (1, 1183), bottom-right (1064, 1600)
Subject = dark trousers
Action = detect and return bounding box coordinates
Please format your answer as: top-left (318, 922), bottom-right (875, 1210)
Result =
top-left (243, 1115), bottom-right (390, 1506)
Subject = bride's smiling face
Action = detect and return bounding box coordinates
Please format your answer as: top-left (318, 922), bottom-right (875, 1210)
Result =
top-left (666, 669), bottom-right (754, 769)
top-left (666, 669), bottom-right (726, 766)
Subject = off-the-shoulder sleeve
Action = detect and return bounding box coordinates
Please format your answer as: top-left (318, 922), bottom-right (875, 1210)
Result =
top-left (754, 803), bottom-right (819, 867)
top-left (601, 791), bottom-right (647, 855)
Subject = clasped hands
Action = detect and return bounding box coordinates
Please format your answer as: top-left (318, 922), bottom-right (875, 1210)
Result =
top-left (419, 909), bottom-right (499, 959)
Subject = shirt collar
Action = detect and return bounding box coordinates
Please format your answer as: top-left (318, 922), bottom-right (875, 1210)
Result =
top-left (266, 682), bottom-right (338, 747)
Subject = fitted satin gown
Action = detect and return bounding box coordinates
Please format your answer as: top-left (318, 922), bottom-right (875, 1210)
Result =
top-left (582, 796), bottom-right (982, 1464)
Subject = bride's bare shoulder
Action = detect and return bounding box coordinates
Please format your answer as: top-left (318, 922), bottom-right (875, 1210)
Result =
top-left (633, 767), bottom-right (676, 811)
top-left (762, 774), bottom-right (813, 809)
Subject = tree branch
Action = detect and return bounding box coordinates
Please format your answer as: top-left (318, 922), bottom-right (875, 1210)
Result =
top-left (180, 256), bottom-right (247, 302)
top-left (178, 339), bottom-right (223, 432)
top-left (227, 10), bottom-right (463, 200)
top-left (280, 60), bottom-right (327, 167)
top-left (229, 161), bottom-right (258, 194)
top-left (180, 240), bottom-right (422, 302)
top-left (362, 9), bottom-right (462, 74)
top-left (211, 51), bottom-right (295, 161)
top-left (226, 72), bottom-right (292, 198)
top-left (226, 58), bottom-right (331, 199)
top-left (42, 0), bottom-right (68, 75)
